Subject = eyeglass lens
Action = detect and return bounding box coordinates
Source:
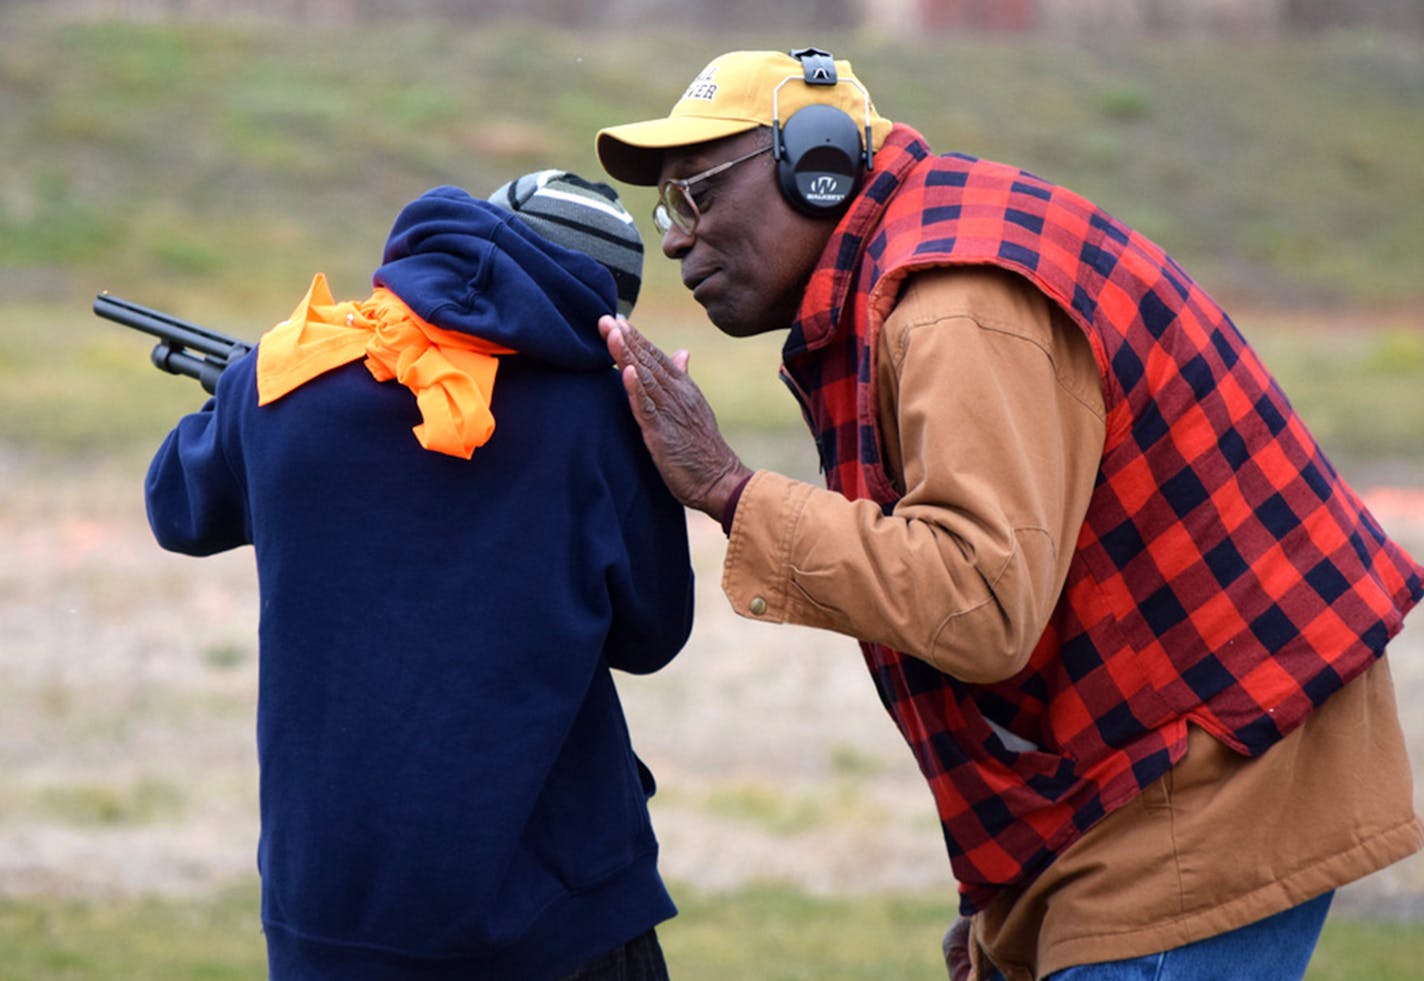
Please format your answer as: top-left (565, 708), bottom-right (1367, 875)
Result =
top-left (654, 185), bottom-right (697, 235)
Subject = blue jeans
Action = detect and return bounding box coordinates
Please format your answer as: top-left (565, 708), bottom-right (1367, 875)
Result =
top-left (989, 891), bottom-right (1334, 981)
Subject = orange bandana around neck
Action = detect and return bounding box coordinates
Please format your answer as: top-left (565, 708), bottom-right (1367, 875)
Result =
top-left (256, 273), bottom-right (513, 459)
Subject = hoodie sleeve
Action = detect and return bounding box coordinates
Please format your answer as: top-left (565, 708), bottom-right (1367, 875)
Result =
top-left (144, 364), bottom-right (253, 556)
top-left (601, 409), bottom-right (696, 676)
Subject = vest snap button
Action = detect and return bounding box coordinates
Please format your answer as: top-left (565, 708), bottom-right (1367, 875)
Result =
top-left (749, 597), bottom-right (768, 616)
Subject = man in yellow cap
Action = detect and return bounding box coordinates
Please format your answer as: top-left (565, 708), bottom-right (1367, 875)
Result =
top-left (592, 47), bottom-right (1423, 981)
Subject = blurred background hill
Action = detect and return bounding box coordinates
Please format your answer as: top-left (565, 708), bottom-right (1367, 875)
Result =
top-left (2, 0), bottom-right (1421, 467)
top-left (23, 0), bottom-right (1424, 36)
top-left (6, 0), bottom-right (1422, 312)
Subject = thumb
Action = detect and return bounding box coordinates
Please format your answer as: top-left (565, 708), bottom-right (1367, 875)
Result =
top-left (672, 349), bottom-right (691, 373)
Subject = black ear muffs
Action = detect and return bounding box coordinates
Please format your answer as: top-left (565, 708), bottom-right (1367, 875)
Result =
top-left (771, 47), bottom-right (874, 219)
top-left (775, 103), bottom-right (865, 218)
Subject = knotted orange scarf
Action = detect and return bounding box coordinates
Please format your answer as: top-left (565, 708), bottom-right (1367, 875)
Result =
top-left (256, 273), bottom-right (513, 459)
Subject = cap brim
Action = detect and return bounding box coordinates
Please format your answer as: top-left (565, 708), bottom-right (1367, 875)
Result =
top-left (596, 116), bottom-right (761, 186)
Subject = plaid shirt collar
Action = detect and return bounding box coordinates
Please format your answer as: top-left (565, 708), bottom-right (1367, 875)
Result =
top-left (785, 124), bottom-right (932, 362)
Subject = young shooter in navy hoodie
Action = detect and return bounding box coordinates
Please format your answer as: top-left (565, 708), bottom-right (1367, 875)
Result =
top-left (145, 173), bottom-right (695, 980)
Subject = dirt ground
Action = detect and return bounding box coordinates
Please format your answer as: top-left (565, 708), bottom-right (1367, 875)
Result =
top-left (2, 448), bottom-right (1422, 922)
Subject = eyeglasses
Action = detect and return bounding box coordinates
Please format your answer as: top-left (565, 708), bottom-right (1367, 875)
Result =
top-left (652, 144), bottom-right (773, 236)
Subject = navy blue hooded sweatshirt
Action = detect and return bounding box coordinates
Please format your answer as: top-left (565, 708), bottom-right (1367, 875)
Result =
top-left (145, 187), bottom-right (695, 980)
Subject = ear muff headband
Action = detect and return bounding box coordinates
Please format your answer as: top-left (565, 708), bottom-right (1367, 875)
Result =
top-left (770, 50), bottom-right (876, 218)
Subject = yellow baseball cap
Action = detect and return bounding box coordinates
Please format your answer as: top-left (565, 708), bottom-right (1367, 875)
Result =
top-left (596, 49), bottom-right (893, 187)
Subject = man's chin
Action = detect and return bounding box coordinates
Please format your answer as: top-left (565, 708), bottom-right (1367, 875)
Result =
top-left (698, 296), bottom-right (789, 338)
top-left (714, 317), bottom-right (785, 339)
top-left (704, 303), bottom-right (750, 337)
top-left (698, 298), bottom-right (738, 335)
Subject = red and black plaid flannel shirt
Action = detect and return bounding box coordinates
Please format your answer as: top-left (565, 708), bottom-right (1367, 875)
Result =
top-left (782, 125), bottom-right (1424, 913)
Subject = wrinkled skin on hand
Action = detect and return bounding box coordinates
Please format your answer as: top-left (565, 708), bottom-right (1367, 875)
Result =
top-left (599, 315), bottom-right (754, 522)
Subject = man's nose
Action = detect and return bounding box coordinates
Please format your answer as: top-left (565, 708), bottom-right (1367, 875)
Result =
top-left (661, 224), bottom-right (694, 259)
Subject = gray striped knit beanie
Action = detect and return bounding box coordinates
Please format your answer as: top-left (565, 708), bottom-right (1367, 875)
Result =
top-left (488, 170), bottom-right (644, 316)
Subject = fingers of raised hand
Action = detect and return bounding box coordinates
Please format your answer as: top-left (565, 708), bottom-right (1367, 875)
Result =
top-left (618, 330), bottom-right (687, 409)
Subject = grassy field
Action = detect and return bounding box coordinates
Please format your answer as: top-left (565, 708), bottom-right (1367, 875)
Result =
top-left (2, 879), bottom-right (1422, 980)
top-left (2, 7), bottom-right (1422, 980)
top-left (2, 16), bottom-right (1421, 311)
top-left (1, 10), bottom-right (1422, 465)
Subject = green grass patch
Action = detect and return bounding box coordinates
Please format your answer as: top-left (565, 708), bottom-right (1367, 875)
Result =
top-left (202, 641), bottom-right (253, 672)
top-left (0, 14), bottom-right (1420, 306)
top-left (1, 881), bottom-right (1419, 980)
top-left (8, 298), bottom-right (1418, 487)
top-left (31, 778), bottom-right (187, 828)
top-left (0, 14), bottom-right (1419, 475)
top-left (0, 13), bottom-right (1418, 465)
top-left (659, 775), bottom-right (888, 838)
top-left (1241, 313), bottom-right (1424, 471)
top-left (662, 883), bottom-right (954, 980)
top-left (0, 300), bottom-right (219, 459)
top-left (700, 783), bottom-right (834, 837)
top-left (1306, 916), bottom-right (1424, 981)
top-left (829, 744), bottom-right (889, 778)
top-left (0, 882), bottom-right (265, 981)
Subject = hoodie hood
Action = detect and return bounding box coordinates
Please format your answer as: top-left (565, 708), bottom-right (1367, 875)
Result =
top-left (373, 185), bottom-right (617, 372)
